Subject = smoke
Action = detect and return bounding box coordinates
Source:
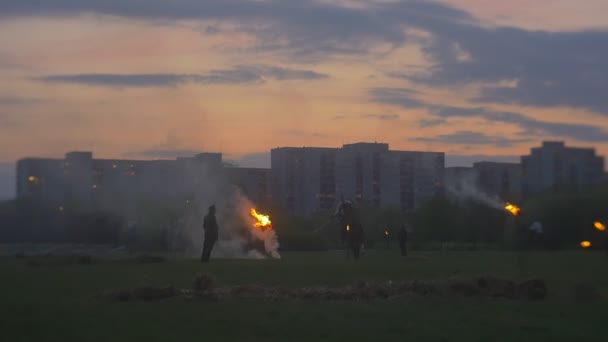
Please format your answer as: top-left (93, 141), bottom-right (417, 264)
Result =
top-left (169, 162), bottom-right (280, 259)
top-left (445, 171), bottom-right (504, 209)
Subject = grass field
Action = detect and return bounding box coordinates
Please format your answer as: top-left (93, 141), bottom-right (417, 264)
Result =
top-left (1, 249), bottom-right (607, 342)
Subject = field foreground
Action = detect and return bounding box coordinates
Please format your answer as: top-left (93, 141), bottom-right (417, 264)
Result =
top-left (1, 250), bottom-right (607, 342)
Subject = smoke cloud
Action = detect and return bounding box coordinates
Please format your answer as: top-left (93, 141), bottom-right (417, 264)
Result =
top-left (165, 162), bottom-right (280, 259)
top-left (445, 171), bottom-right (504, 209)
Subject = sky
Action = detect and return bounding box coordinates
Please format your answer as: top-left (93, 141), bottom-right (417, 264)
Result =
top-left (1, 0), bottom-right (608, 199)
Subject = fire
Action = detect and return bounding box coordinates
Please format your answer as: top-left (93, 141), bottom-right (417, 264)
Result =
top-left (580, 241), bottom-right (592, 248)
top-left (594, 221), bottom-right (606, 232)
top-left (250, 208), bottom-right (272, 231)
top-left (505, 202), bottom-right (521, 216)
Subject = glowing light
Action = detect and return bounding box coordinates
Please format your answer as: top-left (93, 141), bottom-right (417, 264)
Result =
top-left (28, 176), bottom-right (37, 182)
top-left (250, 208), bottom-right (272, 231)
top-left (58, 206), bottom-right (64, 212)
top-left (385, 230), bottom-right (389, 236)
top-left (594, 222), bottom-right (606, 232)
top-left (112, 164), bottom-right (117, 169)
top-left (580, 241), bottom-right (592, 248)
top-left (505, 202), bottom-right (521, 216)
top-left (347, 225), bottom-right (350, 231)
top-left (92, 184), bottom-right (97, 189)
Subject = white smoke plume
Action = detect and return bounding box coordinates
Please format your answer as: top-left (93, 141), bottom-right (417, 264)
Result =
top-left (167, 162), bottom-right (280, 259)
top-left (445, 171), bottom-right (504, 209)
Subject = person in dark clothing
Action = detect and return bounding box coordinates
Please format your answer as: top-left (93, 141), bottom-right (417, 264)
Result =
top-left (399, 224), bottom-right (408, 256)
top-left (334, 197), bottom-right (353, 244)
top-left (201, 205), bottom-right (219, 262)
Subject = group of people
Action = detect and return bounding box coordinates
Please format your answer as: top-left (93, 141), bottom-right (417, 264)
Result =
top-left (334, 197), bottom-right (411, 259)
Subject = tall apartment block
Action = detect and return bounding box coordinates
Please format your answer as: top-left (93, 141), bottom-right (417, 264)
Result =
top-left (271, 143), bottom-right (444, 216)
top-left (16, 151), bottom-right (269, 219)
top-left (522, 141), bottom-right (605, 196)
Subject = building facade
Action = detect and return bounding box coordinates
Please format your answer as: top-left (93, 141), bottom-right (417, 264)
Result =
top-left (16, 151), bottom-right (269, 219)
top-left (270, 147), bottom-right (337, 215)
top-left (271, 143), bottom-right (444, 216)
top-left (472, 162), bottom-right (522, 202)
top-left (522, 141), bottom-right (605, 196)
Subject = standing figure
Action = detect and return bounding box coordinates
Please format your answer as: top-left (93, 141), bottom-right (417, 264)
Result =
top-left (334, 196), bottom-right (353, 244)
top-left (201, 205), bottom-right (219, 262)
top-left (399, 224), bottom-right (408, 256)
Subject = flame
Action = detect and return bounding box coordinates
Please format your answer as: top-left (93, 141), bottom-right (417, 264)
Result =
top-left (250, 208), bottom-right (272, 231)
top-left (505, 202), bottom-right (521, 216)
top-left (580, 240), bottom-right (592, 248)
top-left (594, 221), bottom-right (606, 232)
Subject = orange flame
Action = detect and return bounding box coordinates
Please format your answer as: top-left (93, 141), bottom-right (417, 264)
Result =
top-left (250, 208), bottom-right (272, 231)
top-left (580, 241), bottom-right (592, 248)
top-left (505, 202), bottom-right (521, 216)
top-left (594, 222), bottom-right (606, 232)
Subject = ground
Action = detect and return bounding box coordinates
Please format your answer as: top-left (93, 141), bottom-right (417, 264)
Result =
top-left (1, 250), bottom-right (607, 342)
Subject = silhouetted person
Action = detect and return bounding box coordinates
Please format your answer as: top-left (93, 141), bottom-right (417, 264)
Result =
top-left (399, 224), bottom-right (408, 256)
top-left (201, 205), bottom-right (219, 262)
top-left (334, 196), bottom-right (353, 244)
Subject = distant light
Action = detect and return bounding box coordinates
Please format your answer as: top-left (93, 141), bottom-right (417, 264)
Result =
top-left (28, 176), bottom-right (36, 182)
top-left (58, 206), bottom-right (64, 212)
top-left (112, 164), bottom-right (118, 169)
top-left (92, 184), bottom-right (97, 189)
top-left (581, 241), bottom-right (592, 248)
top-left (594, 222), bottom-right (606, 232)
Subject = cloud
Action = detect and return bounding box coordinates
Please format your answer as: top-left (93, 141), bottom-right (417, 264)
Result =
top-left (4, 1), bottom-right (608, 112)
top-left (124, 149), bottom-right (202, 158)
top-left (418, 118), bottom-right (447, 127)
top-left (411, 130), bottom-right (530, 147)
top-left (431, 106), bottom-right (608, 142)
top-left (0, 0), bottom-right (473, 61)
top-left (408, 26), bottom-right (608, 114)
top-left (370, 88), bottom-right (608, 142)
top-left (333, 113), bottom-right (400, 121)
top-left (368, 88), bottom-right (426, 109)
top-left (363, 114), bottom-right (400, 120)
top-left (0, 96), bottom-right (45, 106)
top-left (37, 65), bottom-right (328, 87)
top-left (284, 129), bottom-right (327, 138)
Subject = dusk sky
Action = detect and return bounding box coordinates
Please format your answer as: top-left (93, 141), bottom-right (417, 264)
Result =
top-left (1, 0), bottom-right (608, 199)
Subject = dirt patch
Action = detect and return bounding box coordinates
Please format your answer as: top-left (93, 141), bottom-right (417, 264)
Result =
top-left (571, 282), bottom-right (602, 301)
top-left (192, 273), bottom-right (216, 292)
top-left (101, 274), bottom-right (549, 302)
top-left (132, 255), bottom-right (167, 264)
top-left (102, 285), bottom-right (178, 302)
top-left (25, 254), bottom-right (95, 266)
